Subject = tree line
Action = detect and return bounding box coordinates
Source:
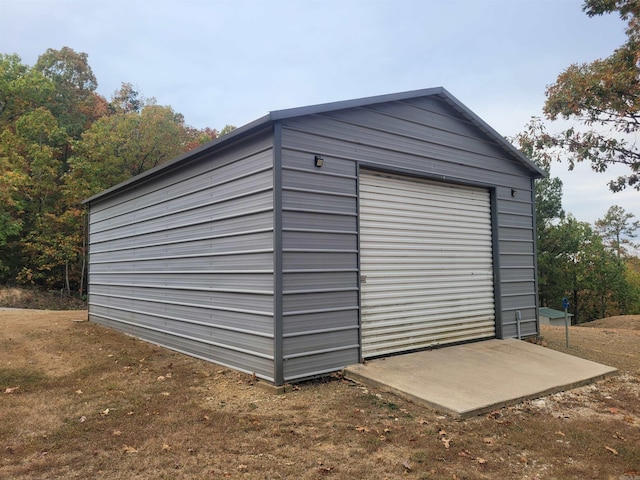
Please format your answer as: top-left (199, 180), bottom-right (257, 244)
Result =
top-left (0, 47), bottom-right (233, 296)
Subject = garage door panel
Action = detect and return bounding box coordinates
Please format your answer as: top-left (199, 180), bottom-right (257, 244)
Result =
top-left (365, 320), bottom-right (496, 339)
top-left (362, 301), bottom-right (496, 318)
top-left (361, 310), bottom-right (496, 327)
top-left (362, 326), bottom-right (495, 357)
top-left (360, 171), bottom-right (496, 357)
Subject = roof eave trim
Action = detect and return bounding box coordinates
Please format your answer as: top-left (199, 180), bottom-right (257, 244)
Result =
top-left (269, 87), bottom-right (446, 121)
top-left (82, 113), bottom-right (272, 204)
top-left (437, 88), bottom-right (546, 179)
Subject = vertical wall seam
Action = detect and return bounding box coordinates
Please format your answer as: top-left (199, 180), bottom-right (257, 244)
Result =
top-left (355, 163), bottom-right (363, 362)
top-left (86, 207), bottom-right (92, 321)
top-left (273, 121), bottom-right (284, 385)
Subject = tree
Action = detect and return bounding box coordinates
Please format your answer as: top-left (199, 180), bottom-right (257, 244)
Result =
top-left (0, 54), bottom-right (52, 280)
top-left (624, 256), bottom-right (640, 314)
top-left (183, 126), bottom-right (219, 151)
top-left (538, 216), bottom-right (629, 322)
top-left (577, 229), bottom-right (628, 320)
top-left (512, 118), bottom-right (565, 233)
top-left (218, 124), bottom-right (236, 136)
top-left (543, 0), bottom-right (640, 191)
top-left (33, 47), bottom-right (107, 140)
top-left (66, 103), bottom-right (191, 200)
top-left (595, 205), bottom-right (640, 257)
top-left (0, 53), bottom-right (54, 126)
top-left (109, 82), bottom-right (144, 114)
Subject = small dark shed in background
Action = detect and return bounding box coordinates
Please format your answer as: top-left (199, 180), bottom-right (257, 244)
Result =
top-left (84, 87), bottom-right (545, 386)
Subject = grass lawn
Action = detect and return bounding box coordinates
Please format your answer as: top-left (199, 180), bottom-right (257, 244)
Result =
top-left (1, 309), bottom-right (638, 479)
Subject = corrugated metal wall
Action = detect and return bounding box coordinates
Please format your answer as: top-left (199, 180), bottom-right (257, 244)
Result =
top-left (87, 128), bottom-right (278, 381)
top-left (280, 94), bottom-right (538, 372)
top-left (279, 141), bottom-right (361, 381)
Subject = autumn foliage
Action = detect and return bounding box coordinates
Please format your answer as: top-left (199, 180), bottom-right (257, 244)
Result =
top-left (544, 0), bottom-right (640, 191)
top-left (0, 47), bottom-right (231, 295)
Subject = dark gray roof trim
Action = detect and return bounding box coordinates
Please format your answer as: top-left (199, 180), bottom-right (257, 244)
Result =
top-left (83, 87), bottom-right (544, 204)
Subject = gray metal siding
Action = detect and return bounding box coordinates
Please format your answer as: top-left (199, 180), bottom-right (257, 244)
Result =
top-left (280, 96), bottom-right (538, 360)
top-left (280, 153), bottom-right (360, 381)
top-left (87, 129), bottom-right (277, 381)
top-left (496, 183), bottom-right (538, 337)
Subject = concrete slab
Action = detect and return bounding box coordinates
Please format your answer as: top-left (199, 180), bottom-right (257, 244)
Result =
top-left (344, 339), bottom-right (617, 418)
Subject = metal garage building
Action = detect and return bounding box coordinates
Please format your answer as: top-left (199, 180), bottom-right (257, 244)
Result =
top-left (84, 87), bottom-right (545, 386)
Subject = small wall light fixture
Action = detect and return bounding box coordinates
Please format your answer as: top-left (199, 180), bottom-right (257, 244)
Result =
top-left (314, 155), bottom-right (324, 168)
top-left (511, 188), bottom-right (517, 197)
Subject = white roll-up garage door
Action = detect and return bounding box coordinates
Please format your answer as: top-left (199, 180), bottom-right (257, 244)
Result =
top-left (359, 171), bottom-right (496, 357)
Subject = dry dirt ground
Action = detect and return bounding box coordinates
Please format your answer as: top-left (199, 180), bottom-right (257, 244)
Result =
top-left (0, 310), bottom-right (639, 480)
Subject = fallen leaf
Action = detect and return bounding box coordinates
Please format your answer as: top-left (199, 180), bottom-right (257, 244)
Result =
top-left (79, 416), bottom-right (87, 423)
top-left (483, 437), bottom-right (494, 445)
top-left (75, 389), bottom-right (83, 394)
top-left (157, 376), bottom-right (166, 381)
top-left (605, 446), bottom-right (618, 455)
top-left (555, 431), bottom-right (565, 437)
top-left (162, 443), bottom-right (170, 451)
top-left (401, 459), bottom-right (412, 471)
top-left (100, 408), bottom-right (110, 416)
top-left (438, 428), bottom-right (447, 436)
top-left (613, 432), bottom-right (626, 441)
top-left (237, 464), bottom-right (248, 472)
top-left (4, 386), bottom-right (19, 394)
top-left (122, 444), bottom-right (138, 454)
top-left (441, 437), bottom-right (451, 449)
top-left (160, 392), bottom-right (170, 396)
top-left (458, 449), bottom-right (471, 458)
top-left (607, 407), bottom-right (619, 414)
top-left (477, 457), bottom-right (488, 465)
top-left (355, 426), bottom-right (370, 433)
top-left (417, 418), bottom-right (428, 425)
top-left (112, 430), bottom-right (122, 436)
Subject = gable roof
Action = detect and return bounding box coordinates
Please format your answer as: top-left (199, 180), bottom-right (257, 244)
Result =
top-left (84, 87), bottom-right (545, 204)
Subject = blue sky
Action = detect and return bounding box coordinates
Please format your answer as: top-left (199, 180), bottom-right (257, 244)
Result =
top-left (1, 0), bottom-right (637, 224)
